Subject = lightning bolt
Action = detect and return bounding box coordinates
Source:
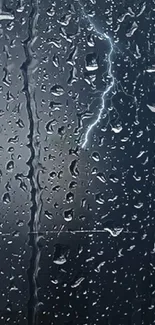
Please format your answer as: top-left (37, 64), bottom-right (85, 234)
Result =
top-left (78, 1), bottom-right (115, 149)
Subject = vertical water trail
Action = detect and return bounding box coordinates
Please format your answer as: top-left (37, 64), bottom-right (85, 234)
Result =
top-left (20, 1), bottom-right (42, 324)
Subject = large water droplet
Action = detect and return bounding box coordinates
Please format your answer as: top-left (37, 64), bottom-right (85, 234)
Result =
top-left (6, 160), bottom-right (14, 172)
top-left (85, 53), bottom-right (98, 71)
top-left (2, 192), bottom-right (11, 204)
top-left (50, 84), bottom-right (64, 96)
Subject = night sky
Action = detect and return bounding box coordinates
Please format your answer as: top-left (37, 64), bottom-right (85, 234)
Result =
top-left (0, 0), bottom-right (155, 324)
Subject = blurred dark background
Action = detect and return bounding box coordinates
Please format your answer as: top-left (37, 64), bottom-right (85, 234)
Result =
top-left (0, 0), bottom-right (155, 324)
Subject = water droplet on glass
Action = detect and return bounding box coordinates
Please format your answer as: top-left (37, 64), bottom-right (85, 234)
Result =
top-left (6, 160), bottom-right (14, 172)
top-left (50, 84), bottom-right (64, 96)
top-left (85, 53), bottom-right (98, 71)
top-left (92, 151), bottom-right (100, 162)
top-left (2, 192), bottom-right (11, 204)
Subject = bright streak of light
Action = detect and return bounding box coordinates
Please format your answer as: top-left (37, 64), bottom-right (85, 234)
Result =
top-left (78, 1), bottom-right (115, 148)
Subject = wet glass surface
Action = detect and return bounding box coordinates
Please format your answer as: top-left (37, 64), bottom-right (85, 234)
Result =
top-left (0, 0), bottom-right (155, 324)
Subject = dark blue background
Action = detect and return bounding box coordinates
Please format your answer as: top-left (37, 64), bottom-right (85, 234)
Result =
top-left (0, 0), bottom-right (155, 324)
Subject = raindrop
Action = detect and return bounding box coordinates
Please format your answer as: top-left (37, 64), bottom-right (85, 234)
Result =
top-left (52, 54), bottom-right (60, 68)
top-left (45, 120), bottom-right (54, 134)
top-left (95, 192), bottom-right (105, 204)
top-left (66, 192), bottom-right (74, 203)
top-left (85, 53), bottom-right (98, 71)
top-left (6, 160), bottom-right (14, 172)
top-left (69, 160), bottom-right (79, 178)
top-left (64, 208), bottom-right (74, 221)
top-left (96, 172), bottom-right (106, 183)
top-left (50, 84), bottom-right (65, 96)
top-left (71, 277), bottom-right (85, 288)
top-left (2, 192), bottom-right (11, 204)
top-left (45, 210), bottom-right (53, 220)
top-left (92, 151), bottom-right (100, 162)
